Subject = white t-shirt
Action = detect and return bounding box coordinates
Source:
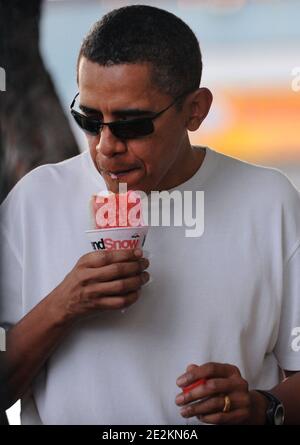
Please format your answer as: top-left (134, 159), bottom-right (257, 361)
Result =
top-left (1, 147), bottom-right (300, 425)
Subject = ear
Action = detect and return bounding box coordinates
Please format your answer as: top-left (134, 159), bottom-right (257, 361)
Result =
top-left (185, 88), bottom-right (213, 131)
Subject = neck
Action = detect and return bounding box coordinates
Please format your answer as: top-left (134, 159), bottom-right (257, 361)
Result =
top-left (157, 140), bottom-right (205, 191)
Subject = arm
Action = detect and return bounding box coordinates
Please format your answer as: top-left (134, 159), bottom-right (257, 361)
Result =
top-left (3, 248), bottom-right (149, 409)
top-left (5, 293), bottom-right (74, 408)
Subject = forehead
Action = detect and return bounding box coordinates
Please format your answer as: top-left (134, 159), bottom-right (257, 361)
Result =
top-left (78, 58), bottom-right (164, 107)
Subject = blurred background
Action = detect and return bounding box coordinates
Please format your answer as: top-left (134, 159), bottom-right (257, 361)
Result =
top-left (42, 0), bottom-right (300, 186)
top-left (2, 0), bottom-right (300, 424)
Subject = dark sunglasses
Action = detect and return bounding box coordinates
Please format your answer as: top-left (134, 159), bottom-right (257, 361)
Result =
top-left (70, 89), bottom-right (194, 140)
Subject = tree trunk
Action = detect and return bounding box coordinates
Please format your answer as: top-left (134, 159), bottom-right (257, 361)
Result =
top-left (0, 0), bottom-right (80, 203)
top-left (0, 0), bottom-right (81, 424)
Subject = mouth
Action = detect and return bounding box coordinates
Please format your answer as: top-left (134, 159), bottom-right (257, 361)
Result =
top-left (104, 167), bottom-right (141, 180)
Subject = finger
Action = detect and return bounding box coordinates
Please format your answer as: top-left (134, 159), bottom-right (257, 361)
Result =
top-left (94, 291), bottom-right (141, 311)
top-left (183, 379), bottom-right (207, 394)
top-left (78, 248), bottom-right (144, 268)
top-left (186, 363), bottom-right (198, 372)
top-left (180, 395), bottom-right (231, 418)
top-left (84, 272), bottom-right (150, 296)
top-left (179, 392), bottom-right (251, 422)
top-left (80, 258), bottom-right (149, 283)
top-left (198, 408), bottom-right (250, 425)
top-left (176, 362), bottom-right (241, 388)
top-left (176, 379), bottom-right (234, 406)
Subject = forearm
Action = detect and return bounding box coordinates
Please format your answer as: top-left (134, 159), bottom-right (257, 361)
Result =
top-left (248, 372), bottom-right (300, 425)
top-left (4, 289), bottom-right (73, 408)
top-left (2, 250), bottom-right (147, 409)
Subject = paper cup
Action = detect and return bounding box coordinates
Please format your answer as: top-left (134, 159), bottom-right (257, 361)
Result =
top-left (85, 226), bottom-right (149, 252)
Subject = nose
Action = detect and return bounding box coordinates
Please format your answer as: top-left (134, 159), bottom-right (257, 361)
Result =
top-left (95, 125), bottom-right (127, 158)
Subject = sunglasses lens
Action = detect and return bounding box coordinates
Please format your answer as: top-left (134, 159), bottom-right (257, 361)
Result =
top-left (71, 111), bottom-right (100, 135)
top-left (111, 119), bottom-right (154, 139)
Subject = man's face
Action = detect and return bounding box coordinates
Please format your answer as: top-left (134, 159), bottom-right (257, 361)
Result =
top-left (78, 58), bottom-right (190, 194)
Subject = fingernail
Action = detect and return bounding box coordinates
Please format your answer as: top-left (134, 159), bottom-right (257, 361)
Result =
top-left (140, 258), bottom-right (149, 268)
top-left (176, 376), bottom-right (187, 386)
top-left (143, 276), bottom-right (153, 287)
top-left (134, 249), bottom-right (143, 257)
top-left (175, 394), bottom-right (185, 404)
top-left (142, 272), bottom-right (149, 284)
top-left (180, 408), bottom-right (189, 417)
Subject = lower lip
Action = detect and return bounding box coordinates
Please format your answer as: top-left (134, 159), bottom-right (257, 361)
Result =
top-left (108, 168), bottom-right (141, 181)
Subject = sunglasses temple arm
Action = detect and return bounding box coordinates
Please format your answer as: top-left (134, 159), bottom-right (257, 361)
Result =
top-left (70, 92), bottom-right (80, 109)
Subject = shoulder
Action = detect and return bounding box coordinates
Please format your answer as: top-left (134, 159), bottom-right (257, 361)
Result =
top-left (3, 152), bottom-right (85, 199)
top-left (17, 152), bottom-right (85, 189)
top-left (0, 152), bottom-right (86, 225)
top-left (212, 149), bottom-right (300, 204)
top-left (212, 150), bottom-right (300, 257)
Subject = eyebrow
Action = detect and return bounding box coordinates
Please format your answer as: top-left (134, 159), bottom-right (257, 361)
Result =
top-left (79, 104), bottom-right (100, 115)
top-left (79, 104), bottom-right (154, 118)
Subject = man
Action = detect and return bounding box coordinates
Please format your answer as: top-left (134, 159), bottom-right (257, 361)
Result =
top-left (1, 5), bottom-right (300, 425)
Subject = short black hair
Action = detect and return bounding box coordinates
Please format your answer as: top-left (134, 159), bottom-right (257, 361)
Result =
top-left (77, 5), bottom-right (202, 99)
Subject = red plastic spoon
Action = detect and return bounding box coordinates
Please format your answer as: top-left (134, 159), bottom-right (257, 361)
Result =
top-left (183, 378), bottom-right (207, 394)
